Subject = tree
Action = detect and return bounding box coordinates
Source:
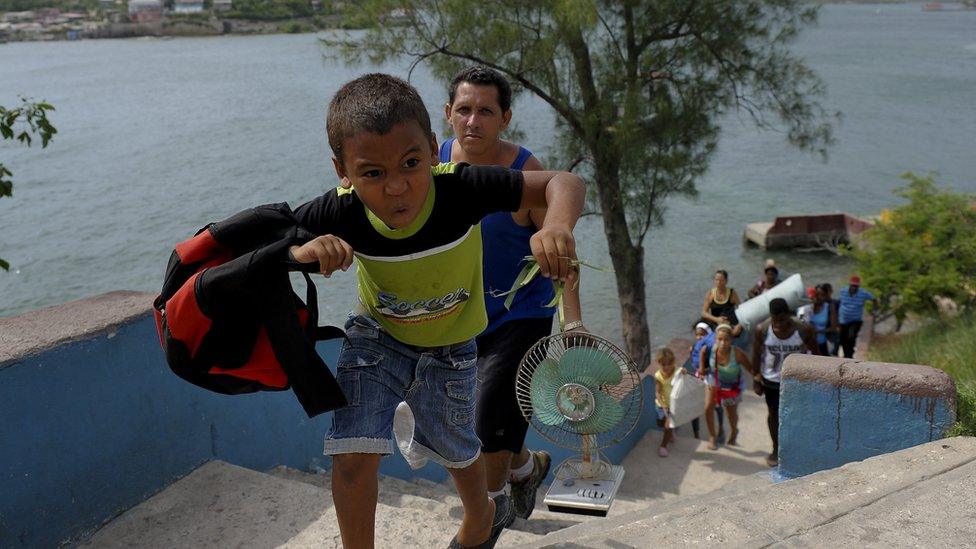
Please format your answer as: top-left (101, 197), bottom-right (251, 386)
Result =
top-left (1, 98), bottom-right (57, 271)
top-left (327, 1), bottom-right (834, 366)
top-left (847, 173), bottom-right (976, 327)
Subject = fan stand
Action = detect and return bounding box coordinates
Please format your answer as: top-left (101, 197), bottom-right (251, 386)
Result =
top-left (544, 435), bottom-right (626, 517)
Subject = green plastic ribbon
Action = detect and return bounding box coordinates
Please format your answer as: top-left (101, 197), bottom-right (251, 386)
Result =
top-left (491, 255), bottom-right (612, 329)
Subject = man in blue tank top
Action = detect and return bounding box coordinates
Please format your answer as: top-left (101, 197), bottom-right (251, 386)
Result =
top-left (442, 66), bottom-right (585, 520)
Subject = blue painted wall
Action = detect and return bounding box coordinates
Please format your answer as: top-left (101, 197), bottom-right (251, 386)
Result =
top-left (0, 313), bottom-right (656, 547)
top-left (779, 379), bottom-right (955, 478)
top-left (0, 316), bottom-right (345, 547)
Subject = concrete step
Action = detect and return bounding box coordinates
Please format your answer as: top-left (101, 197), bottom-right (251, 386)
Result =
top-left (266, 466), bottom-right (547, 546)
top-left (515, 437), bottom-right (976, 548)
top-left (81, 460), bottom-right (541, 548)
top-left (267, 466), bottom-right (456, 517)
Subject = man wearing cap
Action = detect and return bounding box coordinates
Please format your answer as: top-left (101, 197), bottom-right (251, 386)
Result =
top-left (751, 298), bottom-right (820, 467)
top-left (837, 276), bottom-right (878, 358)
top-left (748, 259), bottom-right (783, 298)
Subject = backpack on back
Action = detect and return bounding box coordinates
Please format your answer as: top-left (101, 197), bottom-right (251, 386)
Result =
top-left (153, 203), bottom-right (346, 417)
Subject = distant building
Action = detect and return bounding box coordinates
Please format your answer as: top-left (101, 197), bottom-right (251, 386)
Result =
top-left (128, 0), bottom-right (162, 23)
top-left (2, 11), bottom-right (36, 23)
top-left (213, 0), bottom-right (233, 12)
top-left (173, 0), bottom-right (205, 14)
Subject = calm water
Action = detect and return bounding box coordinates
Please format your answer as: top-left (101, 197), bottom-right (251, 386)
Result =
top-left (2, 4), bottom-right (975, 349)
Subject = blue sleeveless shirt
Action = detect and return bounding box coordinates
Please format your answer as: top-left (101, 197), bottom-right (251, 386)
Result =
top-left (439, 137), bottom-right (556, 336)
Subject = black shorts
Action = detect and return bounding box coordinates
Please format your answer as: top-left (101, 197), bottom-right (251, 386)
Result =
top-left (474, 316), bottom-right (553, 453)
top-left (762, 379), bottom-right (781, 414)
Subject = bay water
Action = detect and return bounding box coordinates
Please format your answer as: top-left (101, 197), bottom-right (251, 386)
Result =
top-left (2, 4), bottom-right (974, 352)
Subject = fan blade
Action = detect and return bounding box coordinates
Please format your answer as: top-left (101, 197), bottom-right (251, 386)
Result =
top-left (558, 347), bottom-right (623, 387)
top-left (571, 391), bottom-right (625, 434)
top-left (530, 358), bottom-right (569, 426)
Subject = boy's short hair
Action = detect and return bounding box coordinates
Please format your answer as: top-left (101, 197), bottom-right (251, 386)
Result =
top-left (327, 73), bottom-right (433, 164)
top-left (448, 66), bottom-right (513, 112)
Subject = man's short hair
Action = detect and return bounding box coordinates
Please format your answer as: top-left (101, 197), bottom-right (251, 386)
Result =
top-left (327, 73), bottom-right (433, 164)
top-left (448, 66), bottom-right (513, 112)
top-left (769, 298), bottom-right (790, 317)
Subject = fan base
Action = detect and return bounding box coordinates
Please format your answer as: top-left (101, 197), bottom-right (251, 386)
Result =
top-left (543, 463), bottom-right (625, 516)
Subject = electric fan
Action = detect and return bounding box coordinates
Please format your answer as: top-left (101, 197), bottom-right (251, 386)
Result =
top-left (515, 331), bottom-right (643, 516)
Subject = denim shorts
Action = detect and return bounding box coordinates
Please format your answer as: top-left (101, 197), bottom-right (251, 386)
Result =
top-left (324, 314), bottom-right (481, 468)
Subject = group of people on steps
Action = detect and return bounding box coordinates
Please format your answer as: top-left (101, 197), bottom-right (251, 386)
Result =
top-left (653, 263), bottom-right (877, 468)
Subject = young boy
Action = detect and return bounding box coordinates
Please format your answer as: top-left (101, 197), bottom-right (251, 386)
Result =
top-left (290, 74), bottom-right (585, 548)
top-left (441, 65), bottom-right (585, 519)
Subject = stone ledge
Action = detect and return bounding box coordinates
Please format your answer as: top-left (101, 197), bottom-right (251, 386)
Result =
top-left (0, 291), bottom-right (154, 367)
top-left (782, 354), bottom-right (955, 401)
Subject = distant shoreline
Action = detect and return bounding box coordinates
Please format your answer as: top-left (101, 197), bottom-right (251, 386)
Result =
top-left (0, 15), bottom-right (351, 44)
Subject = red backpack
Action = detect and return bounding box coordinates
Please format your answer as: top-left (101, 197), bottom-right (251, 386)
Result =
top-left (153, 203), bottom-right (346, 417)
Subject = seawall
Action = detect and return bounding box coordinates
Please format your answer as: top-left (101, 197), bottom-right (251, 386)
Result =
top-left (779, 354), bottom-right (956, 477)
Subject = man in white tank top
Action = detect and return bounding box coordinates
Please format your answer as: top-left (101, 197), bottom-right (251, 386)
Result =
top-left (751, 298), bottom-right (820, 467)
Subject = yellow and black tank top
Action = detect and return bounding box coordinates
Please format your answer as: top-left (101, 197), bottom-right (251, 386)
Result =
top-left (294, 163), bottom-right (523, 347)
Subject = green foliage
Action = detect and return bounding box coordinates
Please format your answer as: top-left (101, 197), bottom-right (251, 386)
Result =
top-left (325, 1), bottom-right (834, 360)
top-left (279, 19), bottom-right (312, 33)
top-left (872, 313), bottom-right (976, 437)
top-left (326, 0), bottom-right (835, 240)
top-left (1, 98), bottom-right (57, 272)
top-left (846, 173), bottom-right (976, 324)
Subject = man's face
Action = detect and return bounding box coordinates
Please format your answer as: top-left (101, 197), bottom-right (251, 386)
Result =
top-left (765, 269), bottom-right (778, 283)
top-left (333, 121), bottom-right (438, 229)
top-left (445, 82), bottom-right (512, 156)
top-left (771, 313), bottom-right (793, 334)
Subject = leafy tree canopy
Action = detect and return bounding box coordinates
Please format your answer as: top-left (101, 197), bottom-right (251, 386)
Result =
top-left (327, 0), bottom-right (835, 364)
top-left (848, 173), bottom-right (976, 325)
top-left (1, 98), bottom-right (57, 271)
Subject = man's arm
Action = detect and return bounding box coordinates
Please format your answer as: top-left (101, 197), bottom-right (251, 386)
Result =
top-left (752, 324), bottom-right (764, 376)
top-left (525, 158), bottom-right (584, 331)
top-left (748, 282), bottom-right (761, 298)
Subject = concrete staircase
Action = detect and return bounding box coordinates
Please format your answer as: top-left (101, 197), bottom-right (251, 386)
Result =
top-left (82, 437), bottom-right (976, 548)
top-left (77, 390), bottom-right (781, 548)
top-left (80, 459), bottom-right (651, 548)
top-left (79, 383), bottom-right (976, 549)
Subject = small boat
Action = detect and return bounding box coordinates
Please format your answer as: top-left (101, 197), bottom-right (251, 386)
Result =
top-left (742, 213), bottom-right (874, 250)
top-left (923, 2), bottom-right (944, 11)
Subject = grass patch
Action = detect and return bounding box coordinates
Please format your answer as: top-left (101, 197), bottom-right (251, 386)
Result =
top-left (871, 313), bottom-right (976, 437)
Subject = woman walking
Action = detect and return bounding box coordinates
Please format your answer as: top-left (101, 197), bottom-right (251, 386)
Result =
top-left (698, 324), bottom-right (752, 450)
top-left (701, 270), bottom-right (743, 337)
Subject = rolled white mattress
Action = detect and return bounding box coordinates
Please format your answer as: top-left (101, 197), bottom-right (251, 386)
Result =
top-left (735, 273), bottom-right (806, 333)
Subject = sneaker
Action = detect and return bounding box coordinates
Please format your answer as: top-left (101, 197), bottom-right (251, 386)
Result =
top-left (447, 494), bottom-right (515, 549)
top-left (658, 446), bottom-right (669, 458)
top-left (510, 450), bottom-right (551, 520)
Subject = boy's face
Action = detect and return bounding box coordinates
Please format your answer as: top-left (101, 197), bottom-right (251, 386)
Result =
top-left (333, 121), bottom-right (438, 229)
top-left (445, 82), bottom-right (511, 155)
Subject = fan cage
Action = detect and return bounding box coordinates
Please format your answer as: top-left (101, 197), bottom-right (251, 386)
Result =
top-left (515, 331), bottom-right (643, 452)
